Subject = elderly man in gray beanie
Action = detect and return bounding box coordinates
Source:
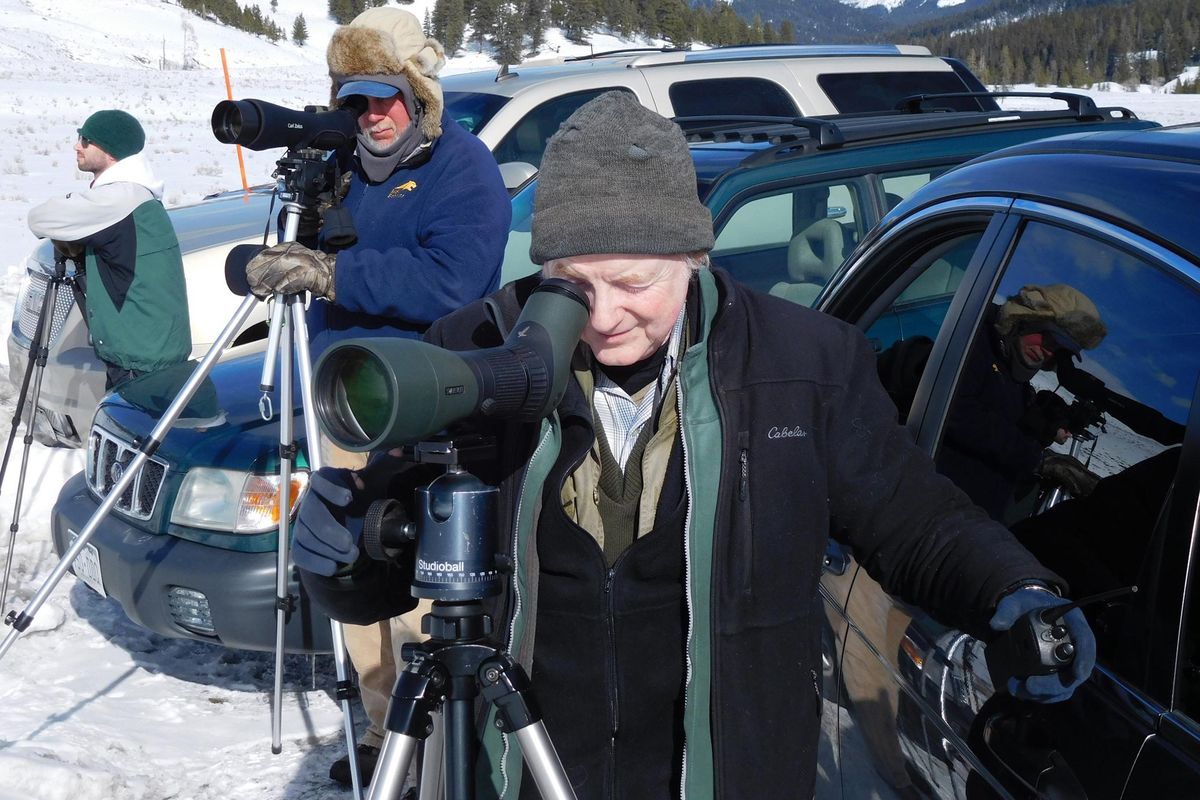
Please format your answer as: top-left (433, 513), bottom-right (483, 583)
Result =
top-left (242, 6), bottom-right (511, 788)
top-left (291, 90), bottom-right (1094, 800)
top-left (28, 109), bottom-right (191, 389)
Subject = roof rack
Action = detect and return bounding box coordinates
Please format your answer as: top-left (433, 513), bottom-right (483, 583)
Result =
top-left (677, 115), bottom-right (846, 150)
top-left (895, 90), bottom-right (1117, 121)
top-left (564, 47), bottom-right (684, 62)
top-left (677, 90), bottom-right (1140, 169)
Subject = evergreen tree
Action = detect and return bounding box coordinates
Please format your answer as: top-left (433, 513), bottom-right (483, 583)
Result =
top-left (432, 0), bottom-right (466, 54)
top-left (494, 0), bottom-right (525, 65)
top-left (292, 13), bottom-right (309, 46)
top-left (526, 0), bottom-right (549, 54)
top-left (778, 19), bottom-right (795, 44)
top-left (469, 0), bottom-right (499, 52)
top-left (560, 0), bottom-right (597, 44)
top-left (270, 0), bottom-right (277, 12)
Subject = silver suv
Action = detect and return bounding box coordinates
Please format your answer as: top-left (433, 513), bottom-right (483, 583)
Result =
top-left (444, 43), bottom-right (994, 186)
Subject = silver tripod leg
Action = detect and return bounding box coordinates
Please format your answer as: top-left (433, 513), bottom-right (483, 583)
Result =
top-left (289, 292), bottom-right (364, 799)
top-left (0, 293), bottom-right (261, 662)
top-left (270, 308), bottom-right (293, 755)
top-left (417, 713), bottom-right (445, 800)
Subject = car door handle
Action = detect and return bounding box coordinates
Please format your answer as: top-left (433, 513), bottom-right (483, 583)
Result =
top-left (822, 542), bottom-right (848, 575)
top-left (979, 711), bottom-right (1089, 800)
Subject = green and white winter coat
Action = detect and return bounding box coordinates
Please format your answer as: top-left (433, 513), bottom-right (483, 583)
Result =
top-left (28, 153), bottom-right (191, 372)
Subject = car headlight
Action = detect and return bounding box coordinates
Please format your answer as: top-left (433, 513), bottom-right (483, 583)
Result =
top-left (170, 467), bottom-right (309, 533)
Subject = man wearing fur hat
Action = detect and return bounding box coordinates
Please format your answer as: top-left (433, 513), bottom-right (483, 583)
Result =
top-left (243, 6), bottom-right (510, 354)
top-left (291, 92), bottom-right (1097, 800)
top-left (243, 6), bottom-right (511, 787)
top-left (28, 109), bottom-right (191, 389)
top-left (938, 283), bottom-right (1107, 520)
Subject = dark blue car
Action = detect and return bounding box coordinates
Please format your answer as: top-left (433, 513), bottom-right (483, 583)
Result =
top-left (814, 124), bottom-right (1200, 799)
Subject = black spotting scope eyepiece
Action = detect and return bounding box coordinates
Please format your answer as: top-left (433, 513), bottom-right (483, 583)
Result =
top-left (211, 99), bottom-right (359, 152)
top-left (314, 278), bottom-right (591, 452)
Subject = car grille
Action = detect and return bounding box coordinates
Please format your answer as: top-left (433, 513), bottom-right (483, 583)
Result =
top-left (18, 272), bottom-right (76, 345)
top-left (85, 426), bottom-right (168, 520)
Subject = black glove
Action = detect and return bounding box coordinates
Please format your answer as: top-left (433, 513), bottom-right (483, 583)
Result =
top-left (293, 467), bottom-right (368, 576)
top-left (52, 239), bottom-right (85, 262)
top-left (1019, 390), bottom-right (1071, 446)
top-left (296, 170), bottom-right (353, 240)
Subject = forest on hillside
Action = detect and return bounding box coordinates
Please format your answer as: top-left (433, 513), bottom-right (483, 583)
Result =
top-left (892, 0), bottom-right (1200, 91)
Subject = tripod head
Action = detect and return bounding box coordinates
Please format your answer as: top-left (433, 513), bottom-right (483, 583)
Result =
top-left (361, 435), bottom-right (505, 603)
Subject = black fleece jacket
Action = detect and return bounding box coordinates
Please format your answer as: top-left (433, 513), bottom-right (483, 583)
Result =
top-left (301, 269), bottom-right (1064, 799)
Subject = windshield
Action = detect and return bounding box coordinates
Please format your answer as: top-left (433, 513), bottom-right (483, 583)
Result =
top-left (445, 91), bottom-right (510, 135)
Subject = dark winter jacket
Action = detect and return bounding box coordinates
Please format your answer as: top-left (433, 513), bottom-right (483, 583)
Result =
top-left (937, 324), bottom-right (1045, 519)
top-left (27, 154), bottom-right (191, 372)
top-left (302, 268), bottom-right (1064, 799)
top-left (308, 109), bottom-right (511, 353)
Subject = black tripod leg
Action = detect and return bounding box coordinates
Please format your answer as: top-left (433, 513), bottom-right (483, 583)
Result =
top-left (370, 663), bottom-right (445, 800)
top-left (0, 265), bottom-right (62, 611)
top-left (479, 655), bottom-right (577, 800)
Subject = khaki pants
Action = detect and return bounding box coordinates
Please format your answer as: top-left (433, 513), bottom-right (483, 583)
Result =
top-left (321, 437), bottom-right (431, 747)
top-left (343, 602), bottom-right (432, 747)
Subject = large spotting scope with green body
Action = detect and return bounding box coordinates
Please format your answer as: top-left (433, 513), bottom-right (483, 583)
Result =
top-left (313, 279), bottom-right (590, 451)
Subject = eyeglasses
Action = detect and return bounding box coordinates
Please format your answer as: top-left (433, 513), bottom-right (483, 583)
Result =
top-left (78, 135), bottom-right (94, 148)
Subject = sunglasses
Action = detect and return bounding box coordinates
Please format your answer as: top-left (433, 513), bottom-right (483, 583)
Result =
top-left (78, 135), bottom-right (94, 148)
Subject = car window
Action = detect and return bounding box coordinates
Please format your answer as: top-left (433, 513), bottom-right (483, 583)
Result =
top-left (445, 91), bottom-right (511, 136)
top-left (868, 232), bottom-right (981, 422)
top-left (668, 77), bottom-right (798, 120)
top-left (934, 219), bottom-right (1200, 687)
top-left (881, 168), bottom-right (954, 212)
top-left (492, 88), bottom-right (632, 170)
top-left (817, 71), bottom-right (985, 114)
top-left (500, 179), bottom-right (539, 286)
top-left (710, 179), bottom-right (866, 303)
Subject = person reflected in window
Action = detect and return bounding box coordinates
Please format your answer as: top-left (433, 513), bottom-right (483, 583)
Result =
top-left (937, 284), bottom-right (1107, 521)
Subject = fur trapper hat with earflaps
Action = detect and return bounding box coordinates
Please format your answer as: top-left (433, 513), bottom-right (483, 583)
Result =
top-left (326, 7), bottom-right (446, 139)
top-left (995, 283), bottom-right (1108, 354)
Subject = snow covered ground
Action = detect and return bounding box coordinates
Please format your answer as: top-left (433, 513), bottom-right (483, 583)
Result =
top-left (0, 0), bottom-right (1199, 796)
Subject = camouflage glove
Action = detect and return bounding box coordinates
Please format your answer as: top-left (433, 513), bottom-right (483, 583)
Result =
top-left (297, 171), bottom-right (353, 240)
top-left (244, 241), bottom-right (337, 300)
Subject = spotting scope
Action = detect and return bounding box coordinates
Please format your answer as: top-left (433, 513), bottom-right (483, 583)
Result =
top-left (211, 99), bottom-right (359, 151)
top-left (314, 279), bottom-right (590, 451)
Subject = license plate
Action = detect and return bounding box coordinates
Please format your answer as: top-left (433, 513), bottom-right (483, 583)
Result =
top-left (23, 286), bottom-right (45, 315)
top-left (67, 529), bottom-right (106, 597)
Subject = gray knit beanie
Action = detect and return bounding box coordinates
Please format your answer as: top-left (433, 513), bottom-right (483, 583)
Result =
top-left (530, 91), bottom-right (714, 265)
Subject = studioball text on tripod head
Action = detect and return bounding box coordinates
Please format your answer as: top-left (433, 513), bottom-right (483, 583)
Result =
top-left (313, 279), bottom-right (591, 451)
top-left (211, 99), bottom-right (359, 152)
top-left (412, 468), bottom-right (502, 600)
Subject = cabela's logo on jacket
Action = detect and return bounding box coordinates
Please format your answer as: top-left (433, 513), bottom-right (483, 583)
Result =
top-left (388, 180), bottom-right (418, 198)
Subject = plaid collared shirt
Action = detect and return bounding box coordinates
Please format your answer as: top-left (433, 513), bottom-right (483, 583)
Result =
top-left (592, 309), bottom-right (686, 471)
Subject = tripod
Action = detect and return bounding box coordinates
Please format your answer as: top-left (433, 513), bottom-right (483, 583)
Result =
top-left (0, 255), bottom-right (81, 613)
top-left (0, 148), bottom-right (366, 799)
top-left (360, 440), bottom-right (575, 800)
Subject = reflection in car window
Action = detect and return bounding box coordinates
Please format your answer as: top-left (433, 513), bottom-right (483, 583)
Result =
top-left (937, 219), bottom-right (1200, 686)
top-left (868, 233), bottom-right (980, 423)
top-left (445, 91), bottom-right (510, 136)
top-left (711, 180), bottom-right (863, 304)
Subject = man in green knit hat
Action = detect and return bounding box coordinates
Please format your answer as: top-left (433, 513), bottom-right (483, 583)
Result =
top-left (28, 109), bottom-right (190, 389)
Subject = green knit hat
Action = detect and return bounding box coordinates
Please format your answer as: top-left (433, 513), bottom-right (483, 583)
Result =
top-left (530, 91), bottom-right (714, 265)
top-left (78, 110), bottom-right (145, 161)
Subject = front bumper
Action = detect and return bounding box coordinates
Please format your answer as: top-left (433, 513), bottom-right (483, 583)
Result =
top-left (51, 472), bottom-right (333, 654)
